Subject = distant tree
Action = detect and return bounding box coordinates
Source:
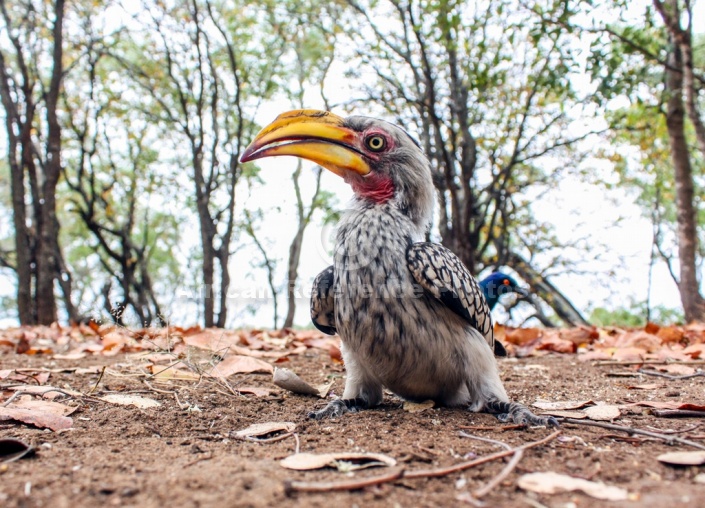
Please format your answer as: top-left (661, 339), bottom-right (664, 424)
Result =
top-left (342, 0), bottom-right (599, 325)
top-left (0, 0), bottom-right (74, 324)
top-left (111, 0), bottom-right (285, 327)
top-left (60, 31), bottom-right (182, 326)
top-left (266, 1), bottom-right (342, 328)
top-left (580, 0), bottom-right (705, 321)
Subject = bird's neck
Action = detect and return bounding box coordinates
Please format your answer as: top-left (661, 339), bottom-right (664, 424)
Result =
top-left (479, 278), bottom-right (500, 310)
top-left (349, 174), bottom-right (395, 204)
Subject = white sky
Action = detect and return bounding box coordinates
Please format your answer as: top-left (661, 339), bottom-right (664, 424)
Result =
top-left (1, 0), bottom-right (702, 328)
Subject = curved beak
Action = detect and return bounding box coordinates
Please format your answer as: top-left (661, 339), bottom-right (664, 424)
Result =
top-left (239, 109), bottom-right (370, 177)
top-left (514, 286), bottom-right (529, 298)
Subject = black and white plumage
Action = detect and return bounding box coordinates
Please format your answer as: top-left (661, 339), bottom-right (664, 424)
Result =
top-left (241, 109), bottom-right (556, 427)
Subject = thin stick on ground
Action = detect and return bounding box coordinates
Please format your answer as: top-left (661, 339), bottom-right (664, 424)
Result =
top-left (474, 448), bottom-right (524, 498)
top-left (88, 366), bottom-right (106, 394)
top-left (651, 409), bottom-right (705, 418)
top-left (284, 430), bottom-right (561, 495)
top-left (593, 360), bottom-right (705, 366)
top-left (458, 430), bottom-right (524, 499)
top-left (561, 418), bottom-right (705, 450)
top-left (646, 423), bottom-right (703, 434)
top-left (637, 369), bottom-right (705, 380)
top-left (458, 424), bottom-right (525, 432)
top-left (285, 469), bottom-right (405, 495)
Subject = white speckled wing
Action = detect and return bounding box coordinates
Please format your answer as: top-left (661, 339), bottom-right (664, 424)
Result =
top-left (406, 242), bottom-right (495, 351)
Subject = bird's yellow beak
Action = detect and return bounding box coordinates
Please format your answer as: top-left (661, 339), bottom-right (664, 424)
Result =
top-left (239, 109), bottom-right (370, 177)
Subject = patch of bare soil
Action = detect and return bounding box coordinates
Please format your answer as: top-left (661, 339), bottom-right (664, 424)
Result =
top-left (1, 350), bottom-right (704, 507)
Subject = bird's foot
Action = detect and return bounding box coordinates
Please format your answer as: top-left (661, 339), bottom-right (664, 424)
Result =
top-left (486, 399), bottom-right (559, 428)
top-left (308, 398), bottom-right (366, 420)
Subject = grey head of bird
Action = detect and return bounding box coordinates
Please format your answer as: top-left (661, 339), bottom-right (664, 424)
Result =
top-left (240, 109), bottom-right (435, 230)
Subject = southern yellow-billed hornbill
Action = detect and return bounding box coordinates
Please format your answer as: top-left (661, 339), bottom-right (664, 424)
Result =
top-left (241, 110), bottom-right (556, 427)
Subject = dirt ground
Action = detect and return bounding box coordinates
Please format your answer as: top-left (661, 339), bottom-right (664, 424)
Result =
top-left (1, 348), bottom-right (704, 507)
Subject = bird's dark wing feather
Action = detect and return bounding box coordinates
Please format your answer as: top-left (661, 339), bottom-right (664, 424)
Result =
top-left (406, 243), bottom-right (506, 356)
top-left (311, 265), bottom-right (336, 335)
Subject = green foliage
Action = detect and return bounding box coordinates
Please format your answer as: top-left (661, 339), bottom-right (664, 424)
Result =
top-left (589, 302), bottom-right (684, 327)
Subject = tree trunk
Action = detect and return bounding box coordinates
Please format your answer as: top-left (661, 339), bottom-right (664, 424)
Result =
top-left (663, 38), bottom-right (705, 322)
top-left (283, 227), bottom-right (305, 329)
top-left (509, 252), bottom-right (590, 327)
top-left (34, 0), bottom-right (66, 325)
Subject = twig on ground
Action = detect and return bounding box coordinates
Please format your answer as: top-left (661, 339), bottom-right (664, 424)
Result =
top-left (598, 434), bottom-right (658, 444)
top-left (184, 451), bottom-right (213, 468)
top-left (561, 418), bottom-right (705, 450)
top-left (458, 431), bottom-right (512, 450)
top-left (646, 423), bottom-right (703, 434)
top-left (173, 392), bottom-right (189, 410)
top-left (458, 430), bottom-right (529, 498)
top-left (593, 360), bottom-right (705, 366)
top-left (285, 469), bottom-right (406, 495)
top-left (246, 432), bottom-right (294, 444)
top-left (406, 431), bottom-right (560, 479)
top-left (638, 369), bottom-right (705, 380)
top-left (143, 380), bottom-right (175, 395)
top-left (651, 409), bottom-right (705, 418)
top-left (88, 366), bottom-right (106, 394)
top-left (284, 430), bottom-right (561, 495)
top-left (416, 444), bottom-right (439, 456)
top-left (458, 424), bottom-right (525, 432)
top-left (2, 388), bottom-right (103, 406)
top-left (474, 448), bottom-right (524, 498)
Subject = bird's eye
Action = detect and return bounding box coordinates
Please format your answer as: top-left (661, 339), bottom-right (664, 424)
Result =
top-left (503, 279), bottom-right (510, 285)
top-left (365, 135), bottom-right (386, 152)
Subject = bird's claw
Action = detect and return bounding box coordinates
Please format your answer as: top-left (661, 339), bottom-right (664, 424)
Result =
top-left (497, 409), bottom-right (559, 428)
top-left (308, 399), bottom-right (359, 420)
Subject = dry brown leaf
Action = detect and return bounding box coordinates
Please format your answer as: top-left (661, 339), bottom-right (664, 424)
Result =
top-left (624, 401), bottom-right (705, 411)
top-left (100, 394), bottom-right (161, 408)
top-left (234, 422), bottom-right (296, 438)
top-left (74, 366), bottom-right (105, 374)
top-left (560, 326), bottom-right (599, 345)
top-left (628, 383), bottom-right (660, 390)
top-left (683, 344), bottom-right (705, 359)
top-left (615, 331), bottom-right (661, 352)
top-left (583, 405), bottom-right (621, 421)
top-left (237, 386), bottom-right (275, 397)
top-left (403, 400), bottom-right (435, 413)
top-left (533, 400), bottom-right (593, 411)
top-left (611, 347), bottom-right (648, 362)
top-left (0, 439), bottom-right (35, 464)
top-left (657, 364), bottom-right (696, 376)
top-left (539, 410), bottom-right (586, 419)
top-left (517, 472), bottom-right (629, 501)
top-left (209, 355), bottom-right (273, 378)
top-left (0, 406), bottom-right (73, 431)
top-left (53, 352), bottom-right (87, 360)
top-left (149, 365), bottom-right (201, 381)
top-left (316, 381), bottom-right (335, 399)
top-left (656, 326), bottom-right (683, 343)
top-left (8, 398), bottom-right (78, 417)
top-left (536, 335), bottom-right (576, 354)
top-left (8, 385), bottom-right (83, 399)
top-left (280, 452), bottom-right (396, 471)
top-left (504, 327), bottom-right (541, 345)
top-left (183, 330), bottom-right (242, 351)
top-left (657, 451), bottom-right (705, 466)
top-left (578, 350), bottom-right (612, 361)
top-left (272, 368), bottom-right (320, 397)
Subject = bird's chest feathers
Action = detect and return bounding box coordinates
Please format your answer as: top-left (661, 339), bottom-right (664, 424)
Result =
top-left (334, 207), bottom-right (419, 314)
top-left (349, 174), bottom-right (395, 204)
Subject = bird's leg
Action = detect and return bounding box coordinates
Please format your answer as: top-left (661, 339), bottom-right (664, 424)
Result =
top-left (485, 399), bottom-right (559, 428)
top-left (308, 397), bottom-right (369, 420)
